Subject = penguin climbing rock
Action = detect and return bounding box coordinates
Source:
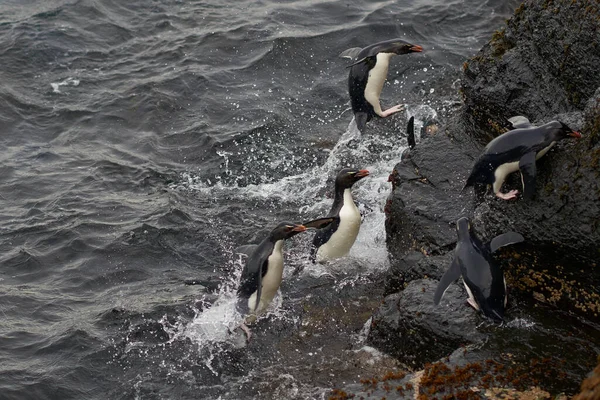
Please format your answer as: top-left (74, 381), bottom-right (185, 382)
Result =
top-left (464, 117), bottom-right (581, 200)
top-left (340, 39), bottom-right (423, 133)
top-left (311, 168), bottom-right (369, 263)
top-left (236, 218), bottom-right (333, 339)
top-left (433, 217), bottom-right (524, 322)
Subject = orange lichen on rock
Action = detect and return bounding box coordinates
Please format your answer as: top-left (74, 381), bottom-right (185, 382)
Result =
top-left (573, 360), bottom-right (600, 400)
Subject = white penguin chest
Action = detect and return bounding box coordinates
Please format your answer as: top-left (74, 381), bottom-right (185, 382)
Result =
top-left (317, 190), bottom-right (361, 261)
top-left (247, 240), bottom-right (284, 315)
top-left (364, 53), bottom-right (393, 114)
top-left (492, 142), bottom-right (556, 193)
top-left (493, 160), bottom-right (520, 192)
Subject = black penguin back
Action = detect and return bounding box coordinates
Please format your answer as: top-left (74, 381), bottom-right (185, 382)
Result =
top-left (236, 238), bottom-right (274, 313)
top-left (348, 58), bottom-right (376, 117)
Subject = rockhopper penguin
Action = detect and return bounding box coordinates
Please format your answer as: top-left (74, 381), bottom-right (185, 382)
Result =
top-left (236, 218), bottom-right (333, 339)
top-left (433, 217), bottom-right (524, 322)
top-left (340, 39), bottom-right (423, 133)
top-left (311, 168), bottom-right (370, 263)
top-left (464, 117), bottom-right (581, 200)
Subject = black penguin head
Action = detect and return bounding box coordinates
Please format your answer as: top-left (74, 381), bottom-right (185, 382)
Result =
top-left (456, 217), bottom-right (472, 240)
top-left (335, 168), bottom-right (370, 190)
top-left (270, 222), bottom-right (307, 241)
top-left (556, 121), bottom-right (582, 139)
top-left (390, 41), bottom-right (423, 55)
top-left (370, 39), bottom-right (423, 56)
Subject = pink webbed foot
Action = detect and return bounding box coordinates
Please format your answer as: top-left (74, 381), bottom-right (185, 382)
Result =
top-left (495, 189), bottom-right (519, 200)
top-left (380, 104), bottom-right (404, 118)
top-left (239, 323), bottom-right (252, 342)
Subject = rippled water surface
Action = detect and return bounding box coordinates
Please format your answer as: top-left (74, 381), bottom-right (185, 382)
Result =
top-left (0, 0), bottom-right (524, 398)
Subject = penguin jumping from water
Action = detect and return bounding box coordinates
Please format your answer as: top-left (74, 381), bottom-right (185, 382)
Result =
top-left (464, 117), bottom-right (581, 200)
top-left (340, 39), bottom-right (423, 133)
top-left (236, 218), bottom-right (333, 340)
top-left (433, 217), bottom-right (524, 322)
top-left (310, 168), bottom-right (370, 263)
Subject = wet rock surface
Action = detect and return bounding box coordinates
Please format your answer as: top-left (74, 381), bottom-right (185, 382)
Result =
top-left (368, 279), bottom-right (484, 369)
top-left (350, 0), bottom-right (600, 398)
top-left (385, 133), bottom-right (477, 258)
top-left (461, 0), bottom-right (600, 141)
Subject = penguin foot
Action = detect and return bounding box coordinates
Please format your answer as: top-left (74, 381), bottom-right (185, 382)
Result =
top-left (380, 104), bottom-right (404, 117)
top-left (228, 321), bottom-right (253, 342)
top-left (495, 189), bottom-right (519, 200)
top-left (240, 323), bottom-right (252, 342)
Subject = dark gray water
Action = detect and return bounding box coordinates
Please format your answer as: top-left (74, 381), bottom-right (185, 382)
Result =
top-left (0, 1), bottom-right (534, 399)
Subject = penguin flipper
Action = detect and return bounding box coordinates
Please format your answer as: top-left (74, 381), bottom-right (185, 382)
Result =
top-left (251, 259), bottom-right (267, 313)
top-left (310, 217), bottom-right (340, 263)
top-left (508, 116), bottom-right (533, 129)
top-left (407, 116), bottom-right (416, 149)
top-left (339, 47), bottom-right (362, 60)
top-left (518, 152), bottom-right (537, 200)
top-left (237, 251), bottom-right (269, 313)
top-left (354, 112), bottom-right (370, 133)
top-left (489, 232), bottom-right (524, 253)
top-left (433, 257), bottom-right (461, 305)
top-left (303, 217), bottom-right (335, 230)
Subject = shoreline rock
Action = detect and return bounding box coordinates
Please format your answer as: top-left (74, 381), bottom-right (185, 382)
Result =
top-left (341, 0), bottom-right (600, 398)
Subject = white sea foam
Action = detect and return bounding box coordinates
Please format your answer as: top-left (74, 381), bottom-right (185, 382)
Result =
top-left (50, 77), bottom-right (80, 93)
top-left (505, 317), bottom-right (536, 329)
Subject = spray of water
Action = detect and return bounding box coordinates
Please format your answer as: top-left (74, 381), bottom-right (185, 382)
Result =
top-left (173, 106), bottom-right (438, 371)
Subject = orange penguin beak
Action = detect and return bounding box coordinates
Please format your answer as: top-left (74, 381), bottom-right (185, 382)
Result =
top-left (568, 130), bottom-right (582, 138)
top-left (409, 45), bottom-right (423, 52)
top-left (356, 169), bottom-right (370, 178)
top-left (292, 224), bottom-right (307, 232)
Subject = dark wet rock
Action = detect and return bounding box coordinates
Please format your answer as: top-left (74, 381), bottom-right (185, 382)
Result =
top-left (465, 59), bottom-right (600, 321)
top-left (461, 0), bottom-right (600, 142)
top-left (455, 0), bottom-right (600, 265)
top-left (383, 251), bottom-right (452, 296)
top-left (385, 133), bottom-right (477, 259)
top-left (330, 344), bottom-right (565, 399)
top-left (340, 299), bottom-right (600, 398)
top-left (385, 0), bottom-right (600, 321)
top-left (368, 279), bottom-right (484, 369)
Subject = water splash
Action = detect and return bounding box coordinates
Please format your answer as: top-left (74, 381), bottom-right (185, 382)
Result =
top-left (181, 250), bottom-right (297, 375)
top-left (173, 110), bottom-right (436, 278)
top-left (505, 317), bottom-right (536, 329)
top-left (175, 111), bottom-right (438, 375)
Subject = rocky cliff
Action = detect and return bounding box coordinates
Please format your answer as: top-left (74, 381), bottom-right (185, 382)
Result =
top-left (333, 0), bottom-right (600, 398)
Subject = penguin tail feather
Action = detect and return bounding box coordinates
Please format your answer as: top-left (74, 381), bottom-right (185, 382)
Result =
top-left (462, 174), bottom-right (477, 192)
top-left (355, 112), bottom-right (369, 133)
